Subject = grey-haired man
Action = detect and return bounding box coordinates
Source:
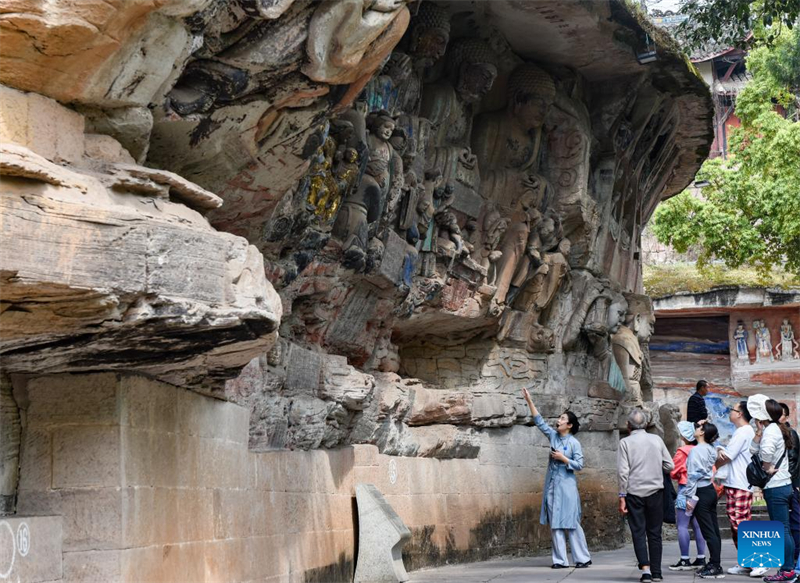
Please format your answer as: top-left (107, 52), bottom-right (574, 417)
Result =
top-left (618, 409), bottom-right (674, 583)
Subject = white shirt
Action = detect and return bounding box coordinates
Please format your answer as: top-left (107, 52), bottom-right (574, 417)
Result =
top-left (722, 424), bottom-right (755, 491)
top-left (751, 423), bottom-right (792, 489)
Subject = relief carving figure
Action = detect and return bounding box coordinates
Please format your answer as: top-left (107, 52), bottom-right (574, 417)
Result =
top-left (733, 321), bottom-right (749, 361)
top-left (470, 205), bottom-right (509, 285)
top-left (776, 319), bottom-right (800, 360)
top-left (611, 297), bottom-right (655, 405)
top-left (754, 319), bottom-right (774, 364)
top-left (396, 137), bottom-right (421, 237)
top-left (583, 292), bottom-right (628, 392)
top-left (488, 197), bottom-right (543, 316)
top-left (306, 120), bottom-right (362, 221)
top-left (419, 38), bottom-right (498, 147)
top-left (511, 212), bottom-right (570, 320)
top-left (382, 1), bottom-right (450, 119)
top-left (362, 52), bottom-right (414, 116)
top-left (382, 126), bottom-right (410, 228)
top-left (407, 2), bottom-right (451, 68)
top-left (472, 63), bottom-right (556, 173)
top-left (332, 111), bottom-right (397, 268)
top-left (432, 183), bottom-right (467, 257)
top-left (416, 168), bottom-right (444, 253)
top-left (0, 0), bottom-right (718, 569)
top-left (304, 0), bottom-right (411, 85)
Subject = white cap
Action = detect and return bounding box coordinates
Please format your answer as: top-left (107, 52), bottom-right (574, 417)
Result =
top-left (747, 394), bottom-right (771, 421)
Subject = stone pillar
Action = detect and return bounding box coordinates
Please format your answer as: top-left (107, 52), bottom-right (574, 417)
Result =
top-left (0, 375), bottom-right (21, 515)
top-left (353, 483), bottom-right (411, 583)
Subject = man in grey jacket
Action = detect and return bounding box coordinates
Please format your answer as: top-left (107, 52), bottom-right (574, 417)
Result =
top-left (618, 409), bottom-right (675, 583)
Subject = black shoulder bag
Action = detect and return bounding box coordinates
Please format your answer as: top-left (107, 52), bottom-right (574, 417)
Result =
top-left (747, 447), bottom-right (787, 489)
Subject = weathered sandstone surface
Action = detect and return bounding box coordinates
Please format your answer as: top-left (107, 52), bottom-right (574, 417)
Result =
top-left (0, 0), bottom-right (713, 578)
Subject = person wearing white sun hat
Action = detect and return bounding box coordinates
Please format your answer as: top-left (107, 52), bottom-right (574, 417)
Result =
top-left (749, 394), bottom-right (796, 583)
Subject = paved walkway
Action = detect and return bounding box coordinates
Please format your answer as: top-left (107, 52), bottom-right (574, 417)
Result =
top-left (409, 539), bottom-right (747, 582)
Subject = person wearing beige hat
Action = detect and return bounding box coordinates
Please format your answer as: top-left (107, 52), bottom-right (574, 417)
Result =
top-left (749, 395), bottom-right (797, 582)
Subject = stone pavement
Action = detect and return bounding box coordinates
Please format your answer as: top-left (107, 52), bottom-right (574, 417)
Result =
top-left (409, 539), bottom-right (749, 582)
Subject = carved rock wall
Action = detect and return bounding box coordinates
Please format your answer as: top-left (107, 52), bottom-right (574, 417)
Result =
top-left (0, 0), bottom-right (713, 575)
top-left (0, 85), bottom-right (281, 392)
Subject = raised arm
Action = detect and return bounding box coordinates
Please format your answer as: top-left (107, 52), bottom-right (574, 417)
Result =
top-left (522, 388), bottom-right (556, 440)
top-left (522, 388), bottom-right (538, 417)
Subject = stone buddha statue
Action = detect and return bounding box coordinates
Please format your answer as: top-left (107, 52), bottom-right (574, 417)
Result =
top-left (472, 62), bottom-right (556, 173)
top-left (408, 1), bottom-right (451, 68)
top-left (419, 38), bottom-right (498, 148)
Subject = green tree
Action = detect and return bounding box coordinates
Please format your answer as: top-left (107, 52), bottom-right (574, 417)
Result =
top-left (652, 28), bottom-right (800, 277)
top-left (677, 0), bottom-right (800, 50)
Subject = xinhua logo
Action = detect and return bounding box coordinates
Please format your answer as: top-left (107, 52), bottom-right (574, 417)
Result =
top-left (738, 521), bottom-right (785, 569)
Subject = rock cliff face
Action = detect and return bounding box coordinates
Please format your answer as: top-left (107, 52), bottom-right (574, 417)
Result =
top-left (0, 0), bottom-right (711, 570)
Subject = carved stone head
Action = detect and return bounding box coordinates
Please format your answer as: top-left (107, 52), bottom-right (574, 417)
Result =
top-left (449, 39), bottom-right (498, 103)
top-left (343, 147), bottom-right (358, 164)
top-left (607, 293), bottom-right (628, 335)
top-left (508, 63), bottom-right (556, 130)
top-left (409, 2), bottom-right (451, 64)
top-left (390, 127), bottom-right (409, 154)
top-left (624, 293), bottom-right (655, 343)
top-left (330, 119), bottom-right (355, 144)
top-left (402, 137), bottom-right (418, 166)
top-left (368, 111), bottom-right (396, 141)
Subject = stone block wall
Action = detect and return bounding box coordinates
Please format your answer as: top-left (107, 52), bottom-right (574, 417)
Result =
top-left (13, 373), bottom-right (622, 582)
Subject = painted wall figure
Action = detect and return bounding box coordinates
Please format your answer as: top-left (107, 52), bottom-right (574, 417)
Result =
top-left (754, 319), bottom-right (774, 364)
top-left (777, 319), bottom-right (800, 361)
top-left (733, 321), bottom-right (749, 361)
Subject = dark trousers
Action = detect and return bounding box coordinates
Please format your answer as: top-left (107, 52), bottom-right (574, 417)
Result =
top-left (765, 484), bottom-right (797, 572)
top-left (790, 487), bottom-right (800, 563)
top-left (693, 485), bottom-right (722, 568)
top-left (627, 490), bottom-right (664, 576)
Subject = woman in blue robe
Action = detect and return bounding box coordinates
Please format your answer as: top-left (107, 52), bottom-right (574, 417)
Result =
top-left (522, 388), bottom-right (592, 569)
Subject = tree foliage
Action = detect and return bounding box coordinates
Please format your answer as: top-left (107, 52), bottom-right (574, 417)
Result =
top-left (677, 0), bottom-right (800, 50)
top-left (652, 28), bottom-right (800, 278)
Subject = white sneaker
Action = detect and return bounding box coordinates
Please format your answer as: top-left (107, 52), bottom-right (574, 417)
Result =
top-left (749, 567), bottom-right (770, 577)
top-left (728, 565), bottom-right (752, 575)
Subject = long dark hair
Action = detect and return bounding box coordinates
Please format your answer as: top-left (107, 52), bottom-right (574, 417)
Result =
top-left (766, 399), bottom-right (793, 449)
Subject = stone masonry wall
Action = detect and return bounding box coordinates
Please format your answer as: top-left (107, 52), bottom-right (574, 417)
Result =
top-left (12, 373), bottom-right (621, 582)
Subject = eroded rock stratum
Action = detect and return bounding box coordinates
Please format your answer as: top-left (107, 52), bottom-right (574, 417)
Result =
top-left (0, 0), bottom-right (712, 573)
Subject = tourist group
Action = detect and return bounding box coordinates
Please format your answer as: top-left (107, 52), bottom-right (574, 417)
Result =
top-left (521, 381), bottom-right (800, 581)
